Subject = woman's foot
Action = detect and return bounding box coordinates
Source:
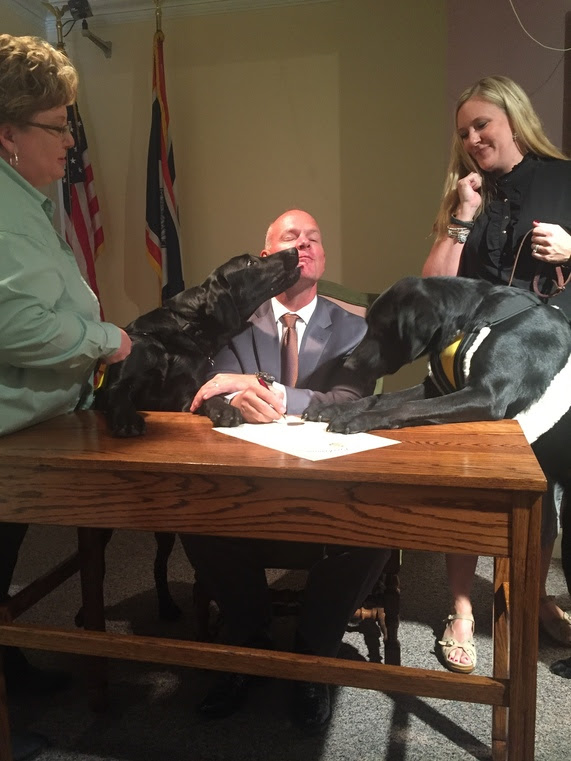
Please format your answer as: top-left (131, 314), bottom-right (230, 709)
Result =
top-left (438, 613), bottom-right (477, 674)
top-left (539, 596), bottom-right (571, 646)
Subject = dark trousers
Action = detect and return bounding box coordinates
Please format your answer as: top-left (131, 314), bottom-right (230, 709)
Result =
top-left (0, 523), bottom-right (29, 670)
top-left (561, 487), bottom-right (571, 597)
top-left (0, 523), bottom-right (28, 604)
top-left (181, 534), bottom-right (390, 658)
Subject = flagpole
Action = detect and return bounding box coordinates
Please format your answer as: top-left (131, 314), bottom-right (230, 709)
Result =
top-left (42, 2), bottom-right (67, 51)
top-left (42, 3), bottom-right (106, 312)
top-left (154, 0), bottom-right (163, 35)
top-left (42, 5), bottom-right (68, 234)
top-left (146, 0), bottom-right (185, 303)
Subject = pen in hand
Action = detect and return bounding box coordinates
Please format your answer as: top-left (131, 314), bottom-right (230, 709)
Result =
top-left (255, 373), bottom-right (303, 425)
top-left (256, 373), bottom-right (286, 419)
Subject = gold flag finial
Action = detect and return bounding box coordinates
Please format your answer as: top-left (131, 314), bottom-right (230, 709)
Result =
top-left (154, 0), bottom-right (163, 34)
top-left (42, 2), bottom-right (68, 51)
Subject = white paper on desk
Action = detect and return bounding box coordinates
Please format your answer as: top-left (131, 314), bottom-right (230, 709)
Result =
top-left (214, 418), bottom-right (400, 461)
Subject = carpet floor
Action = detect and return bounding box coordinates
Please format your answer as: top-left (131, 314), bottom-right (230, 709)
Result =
top-left (7, 525), bottom-right (571, 761)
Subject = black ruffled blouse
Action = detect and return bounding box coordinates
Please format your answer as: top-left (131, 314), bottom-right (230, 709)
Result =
top-left (459, 154), bottom-right (571, 317)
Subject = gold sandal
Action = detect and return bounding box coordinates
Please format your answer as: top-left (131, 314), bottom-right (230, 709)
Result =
top-left (540, 596), bottom-right (571, 646)
top-left (438, 613), bottom-right (477, 674)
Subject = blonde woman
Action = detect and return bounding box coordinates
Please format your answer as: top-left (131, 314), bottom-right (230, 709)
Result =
top-left (423, 75), bottom-right (571, 673)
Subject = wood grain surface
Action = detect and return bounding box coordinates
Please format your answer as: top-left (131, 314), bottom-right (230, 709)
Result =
top-left (0, 411), bottom-right (546, 761)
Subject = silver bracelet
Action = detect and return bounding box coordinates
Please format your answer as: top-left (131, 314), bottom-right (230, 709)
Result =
top-left (447, 225), bottom-right (470, 244)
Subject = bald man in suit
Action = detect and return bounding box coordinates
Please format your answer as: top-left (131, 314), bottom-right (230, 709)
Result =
top-left (184, 210), bottom-right (390, 732)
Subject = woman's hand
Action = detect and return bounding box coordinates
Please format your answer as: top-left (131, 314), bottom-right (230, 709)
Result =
top-left (531, 222), bottom-right (571, 265)
top-left (190, 373), bottom-right (262, 412)
top-left (455, 172), bottom-right (482, 219)
top-left (105, 329), bottom-right (132, 364)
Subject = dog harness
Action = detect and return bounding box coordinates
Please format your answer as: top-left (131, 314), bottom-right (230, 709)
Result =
top-left (428, 290), bottom-right (548, 395)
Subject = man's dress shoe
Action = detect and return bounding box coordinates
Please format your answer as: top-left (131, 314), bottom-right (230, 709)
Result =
top-left (291, 681), bottom-right (331, 733)
top-left (12, 731), bottom-right (48, 761)
top-left (551, 656), bottom-right (571, 678)
top-left (197, 672), bottom-right (254, 719)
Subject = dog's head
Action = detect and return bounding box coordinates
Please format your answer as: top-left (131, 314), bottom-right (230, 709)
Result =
top-left (201, 247), bottom-right (300, 326)
top-left (346, 276), bottom-right (444, 377)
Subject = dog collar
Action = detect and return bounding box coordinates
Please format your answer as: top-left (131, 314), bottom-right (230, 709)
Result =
top-left (94, 364), bottom-right (107, 391)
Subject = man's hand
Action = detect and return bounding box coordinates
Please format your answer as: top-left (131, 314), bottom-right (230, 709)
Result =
top-left (190, 373), bottom-right (257, 411)
top-left (190, 373), bottom-right (285, 420)
top-left (230, 385), bottom-right (286, 423)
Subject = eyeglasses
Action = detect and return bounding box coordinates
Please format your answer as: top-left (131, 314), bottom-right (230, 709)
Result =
top-left (23, 121), bottom-right (73, 138)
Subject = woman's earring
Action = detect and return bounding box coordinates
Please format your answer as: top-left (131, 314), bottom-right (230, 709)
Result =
top-left (512, 132), bottom-right (519, 142)
top-left (9, 150), bottom-right (18, 168)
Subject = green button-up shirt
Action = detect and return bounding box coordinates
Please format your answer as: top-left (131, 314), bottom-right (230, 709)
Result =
top-left (0, 158), bottom-right (121, 436)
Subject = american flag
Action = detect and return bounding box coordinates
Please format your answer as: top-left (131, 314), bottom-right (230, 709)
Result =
top-left (145, 29), bottom-right (184, 303)
top-left (62, 103), bottom-right (104, 309)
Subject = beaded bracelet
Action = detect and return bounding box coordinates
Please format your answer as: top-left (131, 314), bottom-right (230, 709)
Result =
top-left (450, 214), bottom-right (475, 229)
top-left (447, 225), bottom-right (470, 244)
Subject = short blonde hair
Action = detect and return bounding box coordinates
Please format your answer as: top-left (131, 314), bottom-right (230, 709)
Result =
top-left (434, 75), bottom-right (567, 238)
top-left (0, 34), bottom-right (78, 125)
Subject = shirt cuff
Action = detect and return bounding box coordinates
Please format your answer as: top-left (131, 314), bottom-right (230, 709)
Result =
top-left (272, 381), bottom-right (287, 410)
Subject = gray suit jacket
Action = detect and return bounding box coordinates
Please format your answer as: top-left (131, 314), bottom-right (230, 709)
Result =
top-left (207, 297), bottom-right (373, 414)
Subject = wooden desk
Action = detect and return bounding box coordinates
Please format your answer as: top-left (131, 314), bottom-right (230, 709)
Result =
top-left (0, 412), bottom-right (545, 761)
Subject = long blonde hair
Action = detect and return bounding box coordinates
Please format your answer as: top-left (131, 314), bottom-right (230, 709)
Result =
top-left (433, 75), bottom-right (566, 239)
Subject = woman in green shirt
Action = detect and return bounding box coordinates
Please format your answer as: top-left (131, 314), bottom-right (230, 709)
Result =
top-left (0, 34), bottom-right (131, 759)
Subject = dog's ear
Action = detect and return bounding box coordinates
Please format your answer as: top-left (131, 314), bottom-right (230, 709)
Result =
top-left (396, 290), bottom-right (440, 361)
top-left (204, 276), bottom-right (240, 326)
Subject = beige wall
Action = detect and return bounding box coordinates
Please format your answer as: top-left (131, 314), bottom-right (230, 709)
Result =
top-left (0, 4), bottom-right (43, 35)
top-left (60, 1), bottom-right (447, 324)
top-left (4, 2), bottom-right (569, 392)
top-left (2, 0), bottom-right (448, 391)
top-left (448, 0), bottom-right (569, 150)
top-left (69, 0), bottom-right (448, 389)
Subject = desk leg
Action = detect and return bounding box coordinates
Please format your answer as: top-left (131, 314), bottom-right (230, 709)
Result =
top-left (492, 556), bottom-right (509, 761)
top-left (0, 650), bottom-right (13, 761)
top-left (507, 494), bottom-right (541, 761)
top-left (77, 527), bottom-right (108, 712)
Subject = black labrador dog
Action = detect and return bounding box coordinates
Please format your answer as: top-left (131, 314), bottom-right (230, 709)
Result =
top-left (304, 275), bottom-right (571, 600)
top-left (88, 248), bottom-right (300, 622)
top-left (96, 248), bottom-right (300, 436)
